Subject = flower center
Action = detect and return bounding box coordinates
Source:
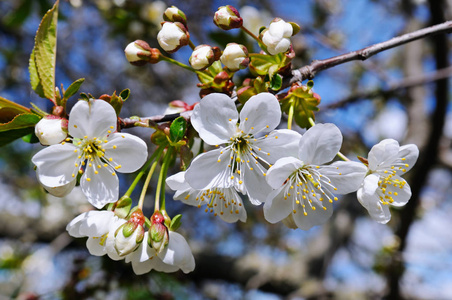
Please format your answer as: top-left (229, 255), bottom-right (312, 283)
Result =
top-left (377, 174), bottom-right (406, 205)
top-left (284, 165), bottom-right (338, 216)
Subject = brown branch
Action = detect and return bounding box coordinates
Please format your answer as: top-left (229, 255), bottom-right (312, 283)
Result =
top-left (290, 20), bottom-right (452, 84)
top-left (322, 65), bottom-right (452, 109)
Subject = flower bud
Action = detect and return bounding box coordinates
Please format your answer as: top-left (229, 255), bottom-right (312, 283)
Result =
top-left (124, 40), bottom-right (161, 66)
top-left (157, 22), bottom-right (189, 53)
top-left (149, 211), bottom-right (169, 253)
top-left (261, 18), bottom-right (293, 55)
top-left (35, 115), bottom-right (68, 146)
top-left (189, 45), bottom-right (221, 70)
top-left (163, 100), bottom-right (196, 115)
top-left (163, 6), bottom-right (187, 27)
top-left (213, 5), bottom-right (243, 30)
top-left (114, 209), bottom-right (145, 256)
top-left (220, 43), bottom-right (249, 71)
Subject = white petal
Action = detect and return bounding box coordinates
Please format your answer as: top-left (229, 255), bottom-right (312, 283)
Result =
top-left (292, 200), bottom-right (334, 230)
top-left (213, 188), bottom-right (247, 223)
top-left (266, 157), bottom-right (304, 189)
top-left (384, 175), bottom-right (412, 207)
top-left (69, 100), bottom-right (117, 139)
top-left (103, 133), bottom-right (148, 173)
top-left (263, 187), bottom-right (293, 223)
top-left (357, 185), bottom-right (391, 224)
top-left (166, 171), bottom-right (190, 191)
top-left (298, 123), bottom-right (342, 165)
top-left (158, 231), bottom-right (195, 274)
top-left (397, 144), bottom-right (419, 173)
top-left (319, 161), bottom-right (368, 194)
top-left (242, 163), bottom-right (272, 205)
top-left (81, 162), bottom-right (118, 209)
top-left (32, 143), bottom-right (79, 187)
top-left (253, 129), bottom-right (301, 163)
top-left (86, 236), bottom-right (107, 256)
top-left (66, 212), bottom-right (89, 238)
top-left (368, 139), bottom-right (399, 171)
top-left (185, 148), bottom-right (232, 190)
top-left (191, 93), bottom-right (237, 145)
top-left (40, 178), bottom-right (76, 197)
top-left (239, 93), bottom-right (281, 135)
top-left (78, 211), bottom-right (115, 236)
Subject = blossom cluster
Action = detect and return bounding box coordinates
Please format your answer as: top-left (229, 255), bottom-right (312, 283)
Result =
top-left (25, 3), bottom-right (420, 277)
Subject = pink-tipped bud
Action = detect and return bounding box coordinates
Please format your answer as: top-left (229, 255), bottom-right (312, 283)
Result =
top-left (157, 22), bottom-right (190, 53)
top-left (163, 6), bottom-right (187, 27)
top-left (114, 209), bottom-right (145, 256)
top-left (35, 115), bottom-right (68, 146)
top-left (189, 45), bottom-right (221, 70)
top-left (213, 5), bottom-right (243, 30)
top-left (149, 211), bottom-right (169, 254)
top-left (124, 40), bottom-right (161, 66)
top-left (220, 43), bottom-right (249, 71)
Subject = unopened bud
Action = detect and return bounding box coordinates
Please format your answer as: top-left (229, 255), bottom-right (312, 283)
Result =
top-left (189, 45), bottom-right (221, 70)
top-left (149, 211), bottom-right (169, 253)
top-left (114, 209), bottom-right (145, 256)
top-left (35, 116), bottom-right (68, 146)
top-left (157, 22), bottom-right (190, 53)
top-left (220, 43), bottom-right (249, 71)
top-left (213, 5), bottom-right (243, 30)
top-left (261, 18), bottom-right (293, 55)
top-left (124, 40), bottom-right (161, 66)
top-left (163, 6), bottom-right (187, 27)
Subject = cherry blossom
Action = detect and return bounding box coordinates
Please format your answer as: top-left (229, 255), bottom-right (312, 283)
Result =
top-left (262, 18), bottom-right (293, 55)
top-left (185, 92), bottom-right (301, 205)
top-left (263, 123), bottom-right (367, 230)
top-left (357, 139), bottom-right (419, 223)
top-left (32, 99), bottom-right (148, 208)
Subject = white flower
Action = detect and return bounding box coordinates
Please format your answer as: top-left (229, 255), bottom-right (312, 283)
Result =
top-left (32, 99), bottom-right (148, 208)
top-left (157, 22), bottom-right (189, 53)
top-left (220, 43), bottom-right (249, 71)
top-left (357, 139), bottom-right (419, 224)
top-left (167, 171), bottom-right (247, 223)
top-left (66, 210), bottom-right (126, 260)
top-left (189, 45), bottom-right (216, 70)
top-left (185, 92), bottom-right (301, 205)
top-left (263, 123), bottom-right (367, 230)
top-left (125, 231), bottom-right (195, 275)
top-left (262, 18), bottom-right (293, 55)
top-left (35, 116), bottom-right (67, 146)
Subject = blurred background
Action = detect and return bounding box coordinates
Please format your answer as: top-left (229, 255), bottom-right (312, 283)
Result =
top-left (0, 0), bottom-right (451, 299)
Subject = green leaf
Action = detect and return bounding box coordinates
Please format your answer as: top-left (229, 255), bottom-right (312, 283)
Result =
top-left (63, 78), bottom-right (85, 100)
top-left (0, 96), bottom-right (31, 123)
top-left (22, 132), bottom-right (40, 144)
top-left (169, 214), bottom-right (182, 231)
top-left (270, 74), bottom-right (282, 90)
top-left (151, 130), bottom-right (169, 147)
top-left (119, 89), bottom-right (130, 101)
top-left (169, 116), bottom-right (187, 143)
top-left (0, 113), bottom-right (41, 132)
top-left (29, 0), bottom-right (59, 101)
top-left (0, 128), bottom-right (35, 147)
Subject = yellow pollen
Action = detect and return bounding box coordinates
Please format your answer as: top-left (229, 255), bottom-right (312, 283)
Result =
top-left (334, 197), bottom-right (338, 201)
top-left (73, 125), bottom-right (78, 128)
top-left (239, 180), bottom-right (243, 184)
top-left (104, 163), bottom-right (108, 167)
top-left (217, 159), bottom-right (221, 163)
top-left (107, 130), bottom-right (111, 134)
top-left (293, 209), bottom-right (297, 213)
top-left (275, 136), bottom-right (278, 139)
top-left (263, 173), bottom-right (267, 176)
top-left (245, 118), bottom-right (248, 121)
top-left (112, 172), bottom-right (116, 176)
top-left (95, 171), bottom-right (98, 174)
top-left (323, 207), bottom-right (327, 210)
top-left (402, 158), bottom-right (406, 161)
top-left (72, 174), bottom-right (75, 177)
top-left (229, 118), bottom-right (232, 121)
top-left (110, 126), bottom-right (114, 129)
top-left (86, 178), bottom-right (91, 182)
top-left (113, 145), bottom-right (117, 149)
top-left (312, 206), bottom-right (316, 211)
top-left (304, 212), bottom-right (308, 216)
top-left (230, 176), bottom-right (234, 179)
top-left (266, 125), bottom-right (269, 128)
top-left (251, 127), bottom-right (254, 130)
top-left (109, 158), bottom-right (113, 162)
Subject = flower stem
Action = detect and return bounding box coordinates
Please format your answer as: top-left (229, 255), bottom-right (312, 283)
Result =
top-left (241, 26), bottom-right (265, 49)
top-left (308, 116), bottom-right (316, 128)
top-left (154, 147), bottom-right (174, 212)
top-left (159, 55), bottom-right (198, 73)
top-left (188, 39), bottom-right (196, 50)
top-left (287, 100), bottom-right (295, 130)
top-left (124, 147), bottom-right (164, 198)
top-left (138, 159), bottom-right (159, 210)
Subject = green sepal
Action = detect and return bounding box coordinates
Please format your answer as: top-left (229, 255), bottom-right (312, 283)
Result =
top-left (121, 222), bottom-right (138, 238)
top-left (79, 93), bottom-right (92, 101)
top-left (119, 89), bottom-right (130, 101)
top-left (169, 116), bottom-right (187, 143)
top-left (151, 130), bottom-right (169, 147)
top-left (289, 22), bottom-right (301, 36)
top-left (280, 84), bottom-right (321, 129)
top-left (22, 132), bottom-right (40, 144)
top-left (29, 0), bottom-right (59, 101)
top-left (62, 78), bottom-right (85, 102)
top-left (270, 74), bottom-right (282, 90)
top-left (169, 214), bottom-right (182, 231)
top-left (249, 52), bottom-right (292, 80)
top-left (113, 195), bottom-right (132, 219)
